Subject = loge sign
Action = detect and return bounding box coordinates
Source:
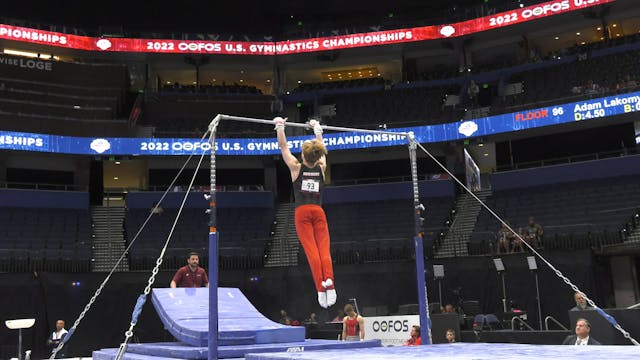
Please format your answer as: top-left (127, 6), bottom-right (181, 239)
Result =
top-left (1, 89), bottom-right (639, 156)
top-left (0, 0), bottom-right (614, 55)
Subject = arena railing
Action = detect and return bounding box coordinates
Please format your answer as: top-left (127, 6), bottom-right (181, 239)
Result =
top-left (0, 181), bottom-right (88, 191)
top-left (435, 222), bottom-right (632, 258)
top-left (331, 174), bottom-right (433, 186)
top-left (495, 149), bottom-right (639, 172)
top-left (499, 83), bottom-right (640, 116)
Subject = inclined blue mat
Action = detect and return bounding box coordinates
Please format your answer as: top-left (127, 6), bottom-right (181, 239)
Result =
top-left (94, 340), bottom-right (382, 359)
top-left (151, 288), bottom-right (305, 347)
top-left (244, 343), bottom-right (640, 360)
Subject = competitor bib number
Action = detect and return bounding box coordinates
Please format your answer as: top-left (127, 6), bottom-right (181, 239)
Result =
top-left (301, 179), bottom-right (320, 193)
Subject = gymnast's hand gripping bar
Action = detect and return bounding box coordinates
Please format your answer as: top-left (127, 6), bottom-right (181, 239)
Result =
top-left (209, 114), bottom-right (412, 138)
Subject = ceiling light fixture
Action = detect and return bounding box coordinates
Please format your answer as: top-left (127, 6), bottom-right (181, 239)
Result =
top-left (3, 49), bottom-right (39, 58)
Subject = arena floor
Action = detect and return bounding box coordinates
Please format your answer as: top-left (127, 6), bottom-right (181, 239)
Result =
top-left (243, 343), bottom-right (640, 360)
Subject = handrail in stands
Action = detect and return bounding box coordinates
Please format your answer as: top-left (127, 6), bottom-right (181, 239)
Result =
top-left (545, 316), bottom-right (569, 330)
top-left (511, 316), bottom-right (535, 331)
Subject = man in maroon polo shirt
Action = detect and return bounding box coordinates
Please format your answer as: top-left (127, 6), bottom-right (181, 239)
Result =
top-left (170, 252), bottom-right (209, 288)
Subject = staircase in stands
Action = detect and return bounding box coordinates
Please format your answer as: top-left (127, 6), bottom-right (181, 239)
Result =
top-left (91, 206), bottom-right (129, 271)
top-left (435, 190), bottom-right (492, 258)
top-left (626, 225), bottom-right (640, 243)
top-left (264, 203), bottom-right (299, 267)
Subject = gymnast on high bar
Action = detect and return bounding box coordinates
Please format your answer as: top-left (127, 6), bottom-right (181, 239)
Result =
top-left (274, 117), bottom-right (337, 309)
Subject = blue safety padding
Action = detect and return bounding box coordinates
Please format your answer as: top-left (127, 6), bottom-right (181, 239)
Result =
top-left (92, 348), bottom-right (244, 360)
top-left (131, 294), bottom-right (147, 324)
top-left (116, 339), bottom-right (381, 359)
top-left (124, 343), bottom-right (206, 359)
top-left (244, 343), bottom-right (640, 360)
top-left (151, 288), bottom-right (305, 347)
top-left (92, 348), bottom-right (187, 360)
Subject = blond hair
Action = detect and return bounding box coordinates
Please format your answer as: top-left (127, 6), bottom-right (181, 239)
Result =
top-left (301, 139), bottom-right (327, 164)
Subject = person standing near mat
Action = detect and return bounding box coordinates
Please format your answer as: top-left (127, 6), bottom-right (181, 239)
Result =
top-left (46, 319), bottom-right (68, 358)
top-left (275, 116), bottom-right (336, 308)
top-left (170, 251), bottom-right (209, 288)
top-left (342, 304), bottom-right (365, 341)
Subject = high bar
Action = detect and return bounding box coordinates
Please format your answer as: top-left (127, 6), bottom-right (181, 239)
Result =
top-left (213, 114), bottom-right (411, 137)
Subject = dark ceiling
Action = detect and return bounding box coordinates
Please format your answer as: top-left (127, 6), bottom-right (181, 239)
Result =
top-left (2, 0), bottom-right (547, 37)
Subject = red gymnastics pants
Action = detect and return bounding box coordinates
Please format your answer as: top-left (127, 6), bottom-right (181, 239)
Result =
top-left (295, 204), bottom-right (334, 292)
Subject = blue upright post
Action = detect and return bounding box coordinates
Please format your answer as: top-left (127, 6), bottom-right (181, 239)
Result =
top-left (407, 133), bottom-right (432, 344)
top-left (208, 117), bottom-right (220, 360)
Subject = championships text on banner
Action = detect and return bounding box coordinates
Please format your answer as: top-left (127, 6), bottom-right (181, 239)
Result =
top-left (1, 89), bottom-right (639, 156)
top-left (0, 1), bottom-right (614, 55)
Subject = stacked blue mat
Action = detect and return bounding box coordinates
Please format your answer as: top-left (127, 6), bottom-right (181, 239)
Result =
top-left (92, 288), bottom-right (381, 359)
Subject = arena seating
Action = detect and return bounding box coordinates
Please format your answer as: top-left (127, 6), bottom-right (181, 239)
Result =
top-left (0, 79), bottom-right (121, 120)
top-left (286, 38), bottom-right (640, 129)
top-left (323, 84), bottom-right (461, 128)
top-left (468, 175), bottom-right (640, 255)
top-left (323, 195), bottom-right (454, 264)
top-left (139, 92), bottom-right (276, 137)
top-left (0, 55), bottom-right (129, 135)
top-left (293, 77), bottom-right (387, 93)
top-left (501, 47), bottom-right (640, 110)
top-left (125, 206), bottom-right (274, 271)
top-left (160, 83), bottom-right (262, 95)
top-left (0, 207), bottom-right (92, 272)
top-left (134, 36), bottom-right (640, 136)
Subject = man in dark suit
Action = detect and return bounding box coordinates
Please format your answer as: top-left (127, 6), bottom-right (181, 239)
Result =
top-left (562, 318), bottom-right (601, 345)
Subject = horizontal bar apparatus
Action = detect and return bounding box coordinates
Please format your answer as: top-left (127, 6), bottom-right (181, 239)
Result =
top-left (213, 114), bottom-right (411, 137)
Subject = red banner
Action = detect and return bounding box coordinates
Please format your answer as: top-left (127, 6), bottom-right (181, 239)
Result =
top-left (0, 0), bottom-right (615, 55)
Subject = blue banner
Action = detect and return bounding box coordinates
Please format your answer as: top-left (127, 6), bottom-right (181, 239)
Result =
top-left (2, 91), bottom-right (639, 156)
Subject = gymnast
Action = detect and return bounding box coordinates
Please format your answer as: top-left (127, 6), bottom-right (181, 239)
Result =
top-left (275, 117), bottom-right (336, 308)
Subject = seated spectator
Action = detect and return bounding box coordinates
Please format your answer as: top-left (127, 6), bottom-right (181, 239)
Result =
top-left (331, 310), bottom-right (345, 323)
top-left (305, 312), bottom-right (318, 325)
top-left (404, 325), bottom-right (421, 346)
top-left (150, 202), bottom-right (164, 215)
top-left (584, 80), bottom-right (600, 95)
top-left (513, 227), bottom-right (526, 253)
top-left (445, 328), bottom-right (456, 343)
top-left (562, 318), bottom-right (601, 345)
top-left (443, 304), bottom-right (457, 314)
top-left (467, 80), bottom-right (479, 105)
top-left (571, 84), bottom-right (583, 95)
top-left (279, 310), bottom-right (291, 325)
top-left (624, 74), bottom-right (637, 89)
top-left (570, 292), bottom-right (594, 311)
top-left (523, 216), bottom-right (543, 249)
top-left (497, 222), bottom-right (515, 254)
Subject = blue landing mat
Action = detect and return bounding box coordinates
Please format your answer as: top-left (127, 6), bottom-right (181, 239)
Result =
top-left (91, 348), bottom-right (242, 360)
top-left (93, 340), bottom-right (381, 359)
top-left (244, 343), bottom-right (640, 360)
top-left (151, 288), bottom-right (304, 347)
